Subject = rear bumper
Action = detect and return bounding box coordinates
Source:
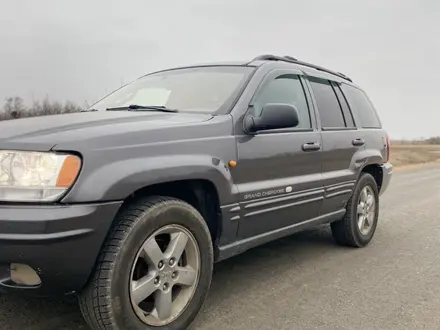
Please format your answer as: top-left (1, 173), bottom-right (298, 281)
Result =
top-left (379, 162), bottom-right (393, 196)
top-left (0, 201), bottom-right (122, 296)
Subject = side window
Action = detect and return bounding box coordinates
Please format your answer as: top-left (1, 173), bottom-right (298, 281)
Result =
top-left (331, 82), bottom-right (355, 128)
top-left (252, 74), bottom-right (311, 129)
top-left (308, 77), bottom-right (345, 129)
top-left (341, 84), bottom-right (381, 128)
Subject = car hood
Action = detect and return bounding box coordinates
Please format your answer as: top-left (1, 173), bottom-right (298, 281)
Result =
top-left (0, 111), bottom-right (214, 151)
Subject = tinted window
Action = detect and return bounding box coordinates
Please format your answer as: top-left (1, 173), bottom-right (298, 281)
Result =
top-left (309, 78), bottom-right (345, 128)
top-left (341, 84), bottom-right (381, 128)
top-left (252, 74), bottom-right (311, 129)
top-left (90, 66), bottom-right (254, 113)
top-left (332, 82), bottom-right (355, 127)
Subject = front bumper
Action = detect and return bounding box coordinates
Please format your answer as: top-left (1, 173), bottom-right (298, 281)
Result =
top-left (379, 162), bottom-right (393, 196)
top-left (0, 201), bottom-right (122, 296)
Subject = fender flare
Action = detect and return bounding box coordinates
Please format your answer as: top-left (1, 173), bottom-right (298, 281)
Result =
top-left (62, 155), bottom-right (237, 205)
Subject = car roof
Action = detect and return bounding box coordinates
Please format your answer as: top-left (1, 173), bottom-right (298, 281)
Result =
top-left (141, 55), bottom-right (360, 88)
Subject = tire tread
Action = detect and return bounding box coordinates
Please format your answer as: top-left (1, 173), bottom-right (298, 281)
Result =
top-left (79, 196), bottom-right (196, 330)
top-left (331, 172), bottom-right (379, 248)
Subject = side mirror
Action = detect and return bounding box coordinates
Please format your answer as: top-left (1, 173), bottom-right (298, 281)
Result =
top-left (244, 103), bottom-right (300, 133)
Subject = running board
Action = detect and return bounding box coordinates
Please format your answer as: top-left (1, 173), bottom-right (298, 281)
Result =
top-left (215, 209), bottom-right (346, 262)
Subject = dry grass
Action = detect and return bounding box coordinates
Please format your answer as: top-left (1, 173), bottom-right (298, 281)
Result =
top-left (390, 144), bottom-right (440, 169)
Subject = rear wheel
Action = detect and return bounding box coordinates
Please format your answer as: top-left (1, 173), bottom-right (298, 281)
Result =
top-left (79, 196), bottom-right (213, 330)
top-left (331, 172), bottom-right (379, 247)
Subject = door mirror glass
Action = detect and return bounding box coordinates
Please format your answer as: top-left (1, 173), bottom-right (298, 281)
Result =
top-left (244, 103), bottom-right (300, 133)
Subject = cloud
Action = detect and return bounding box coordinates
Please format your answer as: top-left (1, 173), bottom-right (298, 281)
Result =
top-left (0, 0), bottom-right (439, 138)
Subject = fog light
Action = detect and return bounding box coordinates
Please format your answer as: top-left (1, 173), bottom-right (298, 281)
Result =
top-left (10, 263), bottom-right (41, 286)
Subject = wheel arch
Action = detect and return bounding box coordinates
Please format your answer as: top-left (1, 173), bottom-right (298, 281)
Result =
top-left (360, 163), bottom-right (383, 192)
top-left (119, 179), bottom-right (223, 246)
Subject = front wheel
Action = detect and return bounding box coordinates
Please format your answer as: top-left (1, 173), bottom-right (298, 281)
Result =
top-left (79, 196), bottom-right (214, 330)
top-left (331, 172), bottom-right (379, 247)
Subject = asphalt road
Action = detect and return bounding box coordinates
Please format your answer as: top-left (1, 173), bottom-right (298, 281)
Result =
top-left (1, 166), bottom-right (440, 330)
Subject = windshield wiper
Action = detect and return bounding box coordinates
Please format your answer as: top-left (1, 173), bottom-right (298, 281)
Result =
top-left (106, 104), bottom-right (178, 113)
top-left (80, 109), bottom-right (99, 112)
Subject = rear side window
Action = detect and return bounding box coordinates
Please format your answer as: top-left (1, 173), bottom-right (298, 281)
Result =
top-left (331, 82), bottom-right (355, 128)
top-left (341, 84), bottom-right (381, 128)
top-left (308, 77), bottom-right (345, 128)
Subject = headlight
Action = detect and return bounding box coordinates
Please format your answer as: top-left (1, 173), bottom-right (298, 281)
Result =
top-left (0, 151), bottom-right (81, 202)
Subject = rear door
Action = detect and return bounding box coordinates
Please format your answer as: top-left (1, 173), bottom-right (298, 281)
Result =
top-left (305, 76), bottom-right (363, 215)
top-left (233, 69), bottom-right (324, 240)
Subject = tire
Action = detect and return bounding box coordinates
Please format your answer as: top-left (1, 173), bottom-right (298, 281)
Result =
top-left (331, 172), bottom-right (379, 247)
top-left (79, 196), bottom-right (214, 330)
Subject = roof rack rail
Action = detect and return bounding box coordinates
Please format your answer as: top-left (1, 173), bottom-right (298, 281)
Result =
top-left (252, 54), bottom-right (352, 82)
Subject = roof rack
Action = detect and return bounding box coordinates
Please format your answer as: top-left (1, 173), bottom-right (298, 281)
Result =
top-left (252, 54), bottom-right (352, 82)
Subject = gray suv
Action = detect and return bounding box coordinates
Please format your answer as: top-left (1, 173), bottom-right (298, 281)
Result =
top-left (0, 54), bottom-right (392, 330)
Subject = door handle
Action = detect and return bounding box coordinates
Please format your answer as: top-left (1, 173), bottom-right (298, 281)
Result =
top-left (352, 138), bottom-right (365, 146)
top-left (302, 142), bottom-right (321, 152)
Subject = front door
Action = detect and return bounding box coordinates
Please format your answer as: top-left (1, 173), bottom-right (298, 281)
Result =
top-left (233, 69), bottom-right (324, 240)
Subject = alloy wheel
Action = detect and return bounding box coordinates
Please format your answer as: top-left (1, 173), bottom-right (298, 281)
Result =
top-left (129, 225), bottom-right (201, 326)
top-left (356, 185), bottom-right (376, 236)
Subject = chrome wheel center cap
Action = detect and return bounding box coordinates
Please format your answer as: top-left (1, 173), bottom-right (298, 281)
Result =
top-left (159, 265), bottom-right (174, 283)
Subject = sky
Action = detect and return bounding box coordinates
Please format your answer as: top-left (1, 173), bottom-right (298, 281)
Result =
top-left (1, 0), bottom-right (439, 139)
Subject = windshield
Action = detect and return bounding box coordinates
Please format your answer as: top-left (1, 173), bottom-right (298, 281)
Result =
top-left (90, 66), bottom-right (254, 113)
